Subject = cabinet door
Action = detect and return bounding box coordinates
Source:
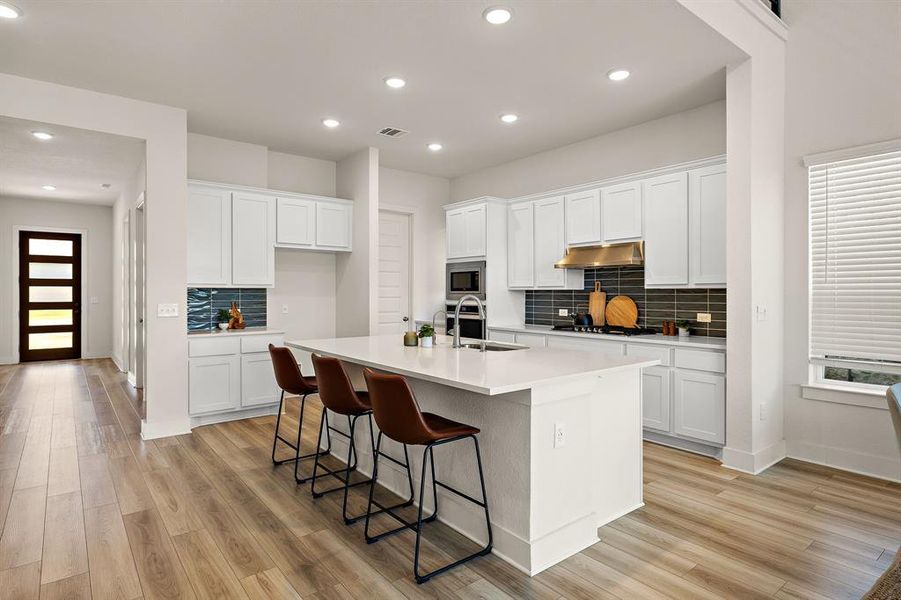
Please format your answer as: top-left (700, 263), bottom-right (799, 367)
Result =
top-left (232, 191), bottom-right (275, 286)
top-left (565, 189), bottom-right (601, 245)
top-left (316, 201), bottom-right (352, 249)
top-left (446, 208), bottom-right (466, 259)
top-left (463, 204), bottom-right (487, 258)
top-left (488, 330), bottom-right (517, 344)
top-left (601, 182), bottom-right (642, 242)
top-left (643, 173), bottom-right (689, 286)
top-left (515, 332), bottom-right (547, 348)
top-left (507, 202), bottom-right (534, 287)
top-left (241, 352), bottom-right (281, 407)
top-left (673, 370), bottom-right (725, 445)
top-left (642, 366), bottom-right (672, 433)
top-left (546, 335), bottom-right (624, 356)
top-left (533, 196), bottom-right (566, 288)
top-left (277, 197), bottom-right (315, 246)
top-left (189, 354), bottom-right (241, 415)
top-left (689, 164), bottom-right (727, 286)
top-left (187, 186), bottom-right (231, 285)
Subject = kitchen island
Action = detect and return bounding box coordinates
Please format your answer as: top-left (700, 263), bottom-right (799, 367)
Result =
top-left (287, 334), bottom-right (657, 575)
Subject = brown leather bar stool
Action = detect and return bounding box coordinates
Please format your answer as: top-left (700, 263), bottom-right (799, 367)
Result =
top-left (309, 355), bottom-right (415, 524)
top-left (362, 368), bottom-right (492, 584)
top-left (268, 344), bottom-right (329, 483)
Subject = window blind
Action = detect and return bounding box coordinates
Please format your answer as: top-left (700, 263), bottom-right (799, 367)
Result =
top-left (809, 149), bottom-right (901, 367)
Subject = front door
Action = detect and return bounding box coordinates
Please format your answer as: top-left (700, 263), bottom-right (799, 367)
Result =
top-left (19, 231), bottom-right (82, 362)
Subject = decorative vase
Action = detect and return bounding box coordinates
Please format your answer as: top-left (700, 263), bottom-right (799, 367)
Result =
top-left (403, 331), bottom-right (418, 347)
top-left (678, 327), bottom-right (690, 337)
top-left (421, 335), bottom-right (433, 348)
top-left (218, 322), bottom-right (229, 331)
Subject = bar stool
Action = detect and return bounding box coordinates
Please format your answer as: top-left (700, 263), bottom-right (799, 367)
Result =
top-left (362, 368), bottom-right (493, 584)
top-left (309, 355), bottom-right (415, 524)
top-left (268, 344), bottom-right (328, 483)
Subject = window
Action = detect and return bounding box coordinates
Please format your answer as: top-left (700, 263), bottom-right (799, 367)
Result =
top-left (809, 147), bottom-right (901, 390)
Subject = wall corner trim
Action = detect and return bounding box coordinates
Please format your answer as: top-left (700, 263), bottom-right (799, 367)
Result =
top-left (141, 417), bottom-right (192, 440)
top-left (721, 439), bottom-right (786, 474)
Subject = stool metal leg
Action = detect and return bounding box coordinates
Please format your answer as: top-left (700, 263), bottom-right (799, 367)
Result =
top-left (273, 391), bottom-right (329, 467)
top-left (364, 432), bottom-right (421, 543)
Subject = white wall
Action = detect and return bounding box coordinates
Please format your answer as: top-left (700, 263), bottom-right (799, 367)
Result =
top-left (379, 167), bottom-right (450, 322)
top-left (783, 0), bottom-right (901, 480)
top-left (450, 100), bottom-right (726, 202)
top-left (0, 197), bottom-right (113, 363)
top-left (187, 133), bottom-right (268, 187)
top-left (268, 150), bottom-right (336, 197)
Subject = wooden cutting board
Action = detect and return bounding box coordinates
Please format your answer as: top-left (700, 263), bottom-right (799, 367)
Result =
top-left (588, 281), bottom-right (606, 326)
top-left (605, 295), bottom-right (638, 328)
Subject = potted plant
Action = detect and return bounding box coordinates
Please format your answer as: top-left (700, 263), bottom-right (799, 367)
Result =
top-left (217, 308), bottom-right (231, 331)
top-left (675, 319), bottom-right (691, 337)
top-left (418, 324), bottom-right (435, 348)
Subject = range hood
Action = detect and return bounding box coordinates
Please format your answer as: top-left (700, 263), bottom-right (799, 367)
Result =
top-left (554, 241), bottom-right (644, 269)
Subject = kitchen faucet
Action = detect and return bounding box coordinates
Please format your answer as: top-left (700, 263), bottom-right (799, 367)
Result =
top-left (452, 294), bottom-right (485, 349)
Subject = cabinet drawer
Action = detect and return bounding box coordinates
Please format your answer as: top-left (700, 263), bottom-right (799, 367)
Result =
top-left (546, 335), bottom-right (624, 356)
top-left (241, 334), bottom-right (285, 354)
top-left (673, 348), bottom-right (725, 373)
top-left (626, 343), bottom-right (671, 367)
top-left (189, 337), bottom-right (241, 358)
top-left (488, 330), bottom-right (517, 344)
top-left (515, 332), bottom-right (547, 348)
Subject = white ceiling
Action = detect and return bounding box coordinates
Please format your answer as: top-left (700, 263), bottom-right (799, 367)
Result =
top-left (0, 116), bottom-right (145, 205)
top-left (0, 1), bottom-right (743, 178)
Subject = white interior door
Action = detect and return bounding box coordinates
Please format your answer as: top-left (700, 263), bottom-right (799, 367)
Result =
top-left (378, 211), bottom-right (412, 334)
top-left (129, 198), bottom-right (145, 389)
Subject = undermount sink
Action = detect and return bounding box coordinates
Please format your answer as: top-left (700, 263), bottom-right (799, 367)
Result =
top-left (459, 341), bottom-right (528, 352)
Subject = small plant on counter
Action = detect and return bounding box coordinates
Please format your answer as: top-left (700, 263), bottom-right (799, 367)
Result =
top-left (217, 308), bottom-right (231, 331)
top-left (418, 324), bottom-right (435, 347)
top-left (675, 319), bottom-right (691, 337)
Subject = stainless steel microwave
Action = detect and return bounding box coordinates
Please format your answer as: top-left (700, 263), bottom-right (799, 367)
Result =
top-left (446, 261), bottom-right (486, 301)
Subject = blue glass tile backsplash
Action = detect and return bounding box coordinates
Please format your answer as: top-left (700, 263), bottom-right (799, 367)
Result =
top-left (187, 288), bottom-right (268, 331)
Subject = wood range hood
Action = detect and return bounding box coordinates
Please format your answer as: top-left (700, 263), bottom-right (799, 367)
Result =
top-left (554, 241), bottom-right (644, 269)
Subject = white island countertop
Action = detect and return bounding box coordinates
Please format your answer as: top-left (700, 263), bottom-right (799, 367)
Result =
top-left (287, 334), bottom-right (657, 395)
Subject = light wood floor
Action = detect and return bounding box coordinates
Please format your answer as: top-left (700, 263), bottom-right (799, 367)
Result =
top-left (0, 359), bottom-right (898, 599)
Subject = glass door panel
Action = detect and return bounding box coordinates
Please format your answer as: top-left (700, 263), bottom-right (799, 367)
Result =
top-left (28, 332), bottom-right (73, 350)
top-left (29, 286), bottom-right (73, 303)
top-left (28, 309), bottom-right (73, 326)
top-left (28, 238), bottom-right (73, 256)
top-left (29, 262), bottom-right (73, 279)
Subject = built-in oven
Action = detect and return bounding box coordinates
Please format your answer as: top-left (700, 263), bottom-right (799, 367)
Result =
top-left (446, 303), bottom-right (486, 340)
top-left (446, 261), bottom-right (486, 301)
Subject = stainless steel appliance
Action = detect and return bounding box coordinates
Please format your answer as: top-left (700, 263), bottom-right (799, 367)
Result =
top-left (446, 260), bottom-right (486, 301)
top-left (446, 302), bottom-right (486, 340)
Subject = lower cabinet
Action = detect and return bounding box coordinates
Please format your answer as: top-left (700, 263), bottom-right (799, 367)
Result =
top-left (673, 370), bottom-right (726, 445)
top-left (641, 366), bottom-right (672, 433)
top-left (189, 354), bottom-right (241, 415)
top-left (241, 352), bottom-right (282, 407)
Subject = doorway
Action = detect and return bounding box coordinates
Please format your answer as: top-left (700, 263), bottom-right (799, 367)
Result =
top-left (128, 197), bottom-right (145, 389)
top-left (378, 210), bottom-right (413, 334)
top-left (18, 230), bottom-right (82, 362)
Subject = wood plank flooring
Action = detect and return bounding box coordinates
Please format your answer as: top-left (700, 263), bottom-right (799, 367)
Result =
top-left (0, 359), bottom-right (898, 599)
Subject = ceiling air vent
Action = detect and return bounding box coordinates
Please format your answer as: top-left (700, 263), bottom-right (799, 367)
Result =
top-left (377, 127), bottom-right (409, 138)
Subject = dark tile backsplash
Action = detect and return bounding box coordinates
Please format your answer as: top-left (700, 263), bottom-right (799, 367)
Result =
top-left (187, 288), bottom-right (268, 331)
top-left (525, 266), bottom-right (726, 337)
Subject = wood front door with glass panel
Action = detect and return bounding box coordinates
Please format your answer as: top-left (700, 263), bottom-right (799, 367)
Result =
top-left (19, 231), bottom-right (82, 361)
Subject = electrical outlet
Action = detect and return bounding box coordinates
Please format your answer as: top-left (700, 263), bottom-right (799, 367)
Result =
top-left (281, 304), bottom-right (289, 314)
top-left (760, 402), bottom-right (768, 421)
top-left (697, 312), bottom-right (711, 323)
top-left (90, 297), bottom-right (100, 305)
top-left (558, 308), bottom-right (569, 317)
top-left (554, 422), bottom-right (566, 449)
top-left (157, 303), bottom-right (178, 318)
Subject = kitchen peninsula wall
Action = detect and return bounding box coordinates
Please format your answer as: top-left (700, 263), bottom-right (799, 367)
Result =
top-left (525, 265), bottom-right (726, 337)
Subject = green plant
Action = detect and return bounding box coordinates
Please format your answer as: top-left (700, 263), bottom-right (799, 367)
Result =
top-left (217, 308), bottom-right (231, 323)
top-left (418, 324), bottom-right (435, 338)
top-left (675, 319), bottom-right (691, 330)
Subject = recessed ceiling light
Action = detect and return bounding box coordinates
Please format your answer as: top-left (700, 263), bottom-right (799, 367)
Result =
top-left (500, 113), bottom-right (519, 124)
top-left (384, 77), bottom-right (406, 89)
top-left (0, 2), bottom-right (21, 19)
top-left (322, 118), bottom-right (340, 128)
top-left (42, 185), bottom-right (56, 191)
top-left (427, 143), bottom-right (443, 152)
top-left (31, 131), bottom-right (54, 141)
top-left (607, 68), bottom-right (631, 81)
top-left (483, 6), bottom-right (512, 25)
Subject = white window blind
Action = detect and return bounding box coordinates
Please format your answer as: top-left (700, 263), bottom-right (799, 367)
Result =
top-left (809, 149), bottom-right (901, 367)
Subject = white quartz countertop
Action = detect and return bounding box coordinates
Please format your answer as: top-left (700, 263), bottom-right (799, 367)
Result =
top-left (488, 324), bottom-right (727, 350)
top-left (287, 334), bottom-right (657, 396)
top-left (187, 327), bottom-right (285, 338)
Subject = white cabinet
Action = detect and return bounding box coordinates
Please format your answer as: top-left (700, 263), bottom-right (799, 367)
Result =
top-left (276, 197), bottom-right (315, 246)
top-left (689, 164), bottom-right (727, 287)
top-left (565, 189), bottom-right (601, 245)
top-left (231, 191), bottom-right (275, 286)
top-left (642, 366), bottom-right (672, 433)
top-left (673, 370), bottom-right (726, 445)
top-left (533, 196), bottom-right (569, 288)
top-left (241, 352), bottom-right (281, 407)
top-left (515, 332), bottom-right (547, 348)
top-left (316, 201), bottom-right (352, 250)
top-left (488, 330), bottom-right (517, 344)
top-left (601, 182), bottom-right (642, 243)
top-left (546, 335), bottom-right (625, 356)
top-left (187, 186), bottom-right (231, 286)
top-left (507, 202), bottom-right (535, 287)
top-left (189, 354), bottom-right (241, 415)
top-left (643, 172), bottom-right (689, 287)
top-left (446, 203), bottom-right (487, 260)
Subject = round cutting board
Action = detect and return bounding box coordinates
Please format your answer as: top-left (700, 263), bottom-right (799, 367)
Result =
top-left (605, 296), bottom-right (638, 328)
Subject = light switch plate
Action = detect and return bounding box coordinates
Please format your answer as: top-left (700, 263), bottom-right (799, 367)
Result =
top-left (90, 297), bottom-right (99, 305)
top-left (756, 305), bottom-right (768, 321)
top-left (558, 309), bottom-right (569, 317)
top-left (157, 303), bottom-right (178, 318)
top-left (554, 422), bottom-right (566, 449)
top-left (281, 304), bottom-right (289, 314)
top-left (697, 312), bottom-right (711, 323)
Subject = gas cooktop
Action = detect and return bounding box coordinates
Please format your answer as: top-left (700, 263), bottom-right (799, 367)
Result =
top-left (551, 324), bottom-right (657, 336)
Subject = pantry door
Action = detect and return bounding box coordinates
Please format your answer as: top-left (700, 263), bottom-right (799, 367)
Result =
top-left (19, 231), bottom-right (82, 361)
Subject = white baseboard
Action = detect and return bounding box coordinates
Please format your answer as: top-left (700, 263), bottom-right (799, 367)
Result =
top-left (111, 356), bottom-right (125, 373)
top-left (722, 439), bottom-right (786, 474)
top-left (127, 372), bottom-right (137, 387)
top-left (189, 404), bottom-right (279, 428)
top-left (787, 440), bottom-right (901, 483)
top-left (141, 417), bottom-right (192, 440)
top-left (0, 355), bottom-right (16, 365)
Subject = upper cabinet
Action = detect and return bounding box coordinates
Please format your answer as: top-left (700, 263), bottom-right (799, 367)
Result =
top-left (188, 181), bottom-right (353, 288)
top-left (507, 197), bottom-right (583, 290)
top-left (446, 203), bottom-right (487, 260)
top-left (643, 172), bottom-right (689, 287)
top-left (564, 190), bottom-right (601, 245)
top-left (689, 164), bottom-right (727, 286)
top-left (601, 181), bottom-right (642, 243)
top-left (507, 202), bottom-right (534, 288)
